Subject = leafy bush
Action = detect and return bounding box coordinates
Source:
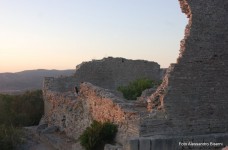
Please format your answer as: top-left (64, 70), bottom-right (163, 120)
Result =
top-left (0, 125), bottom-right (24, 150)
top-left (79, 121), bottom-right (118, 150)
top-left (117, 78), bottom-right (160, 100)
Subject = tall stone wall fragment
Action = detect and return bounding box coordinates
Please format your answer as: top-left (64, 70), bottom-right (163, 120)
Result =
top-left (146, 0), bottom-right (228, 136)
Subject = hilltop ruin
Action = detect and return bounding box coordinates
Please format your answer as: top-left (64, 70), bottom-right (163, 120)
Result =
top-left (40, 0), bottom-right (228, 149)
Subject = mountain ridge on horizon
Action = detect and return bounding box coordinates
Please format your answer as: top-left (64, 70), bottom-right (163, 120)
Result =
top-left (0, 69), bottom-right (75, 94)
top-left (0, 68), bottom-right (74, 74)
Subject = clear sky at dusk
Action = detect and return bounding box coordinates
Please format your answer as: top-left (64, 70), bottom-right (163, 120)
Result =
top-left (0, 0), bottom-right (187, 73)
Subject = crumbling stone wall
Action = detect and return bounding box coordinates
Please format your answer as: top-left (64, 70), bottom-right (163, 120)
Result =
top-left (79, 83), bottom-right (140, 145)
top-left (43, 82), bottom-right (141, 145)
top-left (43, 90), bottom-right (89, 139)
top-left (41, 1), bottom-right (228, 149)
top-left (43, 76), bottom-right (78, 114)
top-left (144, 0), bottom-right (228, 136)
top-left (43, 57), bottom-right (162, 116)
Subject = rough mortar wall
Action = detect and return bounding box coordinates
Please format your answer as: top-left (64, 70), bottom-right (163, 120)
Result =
top-left (43, 82), bottom-right (141, 145)
top-left (43, 57), bottom-right (161, 115)
top-left (79, 82), bottom-right (140, 145)
top-left (145, 0), bottom-right (228, 136)
top-left (74, 57), bottom-right (161, 90)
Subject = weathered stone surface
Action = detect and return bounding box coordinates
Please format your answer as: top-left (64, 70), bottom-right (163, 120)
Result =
top-left (74, 57), bottom-right (161, 90)
top-left (139, 138), bottom-right (150, 150)
top-left (41, 125), bottom-right (58, 134)
top-left (43, 57), bottom-right (161, 91)
top-left (79, 82), bottom-right (141, 144)
top-left (43, 82), bottom-right (141, 145)
top-left (41, 1), bottom-right (228, 149)
top-left (104, 144), bottom-right (123, 150)
top-left (43, 57), bottom-right (162, 116)
top-left (128, 133), bottom-right (228, 150)
top-left (145, 0), bottom-right (228, 137)
top-left (36, 123), bottom-right (48, 133)
top-left (137, 88), bottom-right (156, 103)
top-left (42, 90), bottom-right (91, 139)
top-left (129, 139), bottom-right (139, 150)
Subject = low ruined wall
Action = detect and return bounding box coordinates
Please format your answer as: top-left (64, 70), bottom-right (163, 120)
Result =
top-left (43, 76), bottom-right (79, 115)
top-left (43, 90), bottom-right (91, 139)
top-left (43, 57), bottom-right (162, 117)
top-left (43, 82), bottom-right (140, 145)
top-left (79, 82), bottom-right (140, 144)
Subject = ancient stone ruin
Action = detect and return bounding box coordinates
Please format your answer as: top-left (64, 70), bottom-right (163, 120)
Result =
top-left (39, 0), bottom-right (228, 149)
top-left (145, 0), bottom-right (228, 135)
top-left (42, 57), bottom-right (162, 149)
top-left (138, 0), bottom-right (228, 149)
top-left (74, 57), bottom-right (161, 90)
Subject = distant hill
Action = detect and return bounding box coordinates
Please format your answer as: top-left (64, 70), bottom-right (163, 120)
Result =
top-left (0, 69), bottom-right (74, 94)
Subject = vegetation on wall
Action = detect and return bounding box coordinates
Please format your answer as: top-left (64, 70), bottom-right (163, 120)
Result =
top-left (79, 121), bottom-right (118, 150)
top-left (117, 78), bottom-right (161, 100)
top-left (0, 90), bottom-right (44, 149)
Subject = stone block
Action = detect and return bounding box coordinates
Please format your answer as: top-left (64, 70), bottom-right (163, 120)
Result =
top-left (104, 144), bottom-right (123, 150)
top-left (129, 139), bottom-right (139, 150)
top-left (139, 138), bottom-right (150, 150)
top-left (151, 138), bottom-right (177, 150)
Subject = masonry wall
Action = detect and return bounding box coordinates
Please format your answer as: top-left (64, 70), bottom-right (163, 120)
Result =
top-left (43, 57), bottom-right (161, 116)
top-left (43, 77), bottom-right (78, 115)
top-left (43, 90), bottom-right (89, 139)
top-left (144, 0), bottom-right (228, 136)
top-left (74, 57), bottom-right (161, 90)
top-left (43, 82), bottom-right (140, 145)
top-left (79, 82), bottom-right (140, 145)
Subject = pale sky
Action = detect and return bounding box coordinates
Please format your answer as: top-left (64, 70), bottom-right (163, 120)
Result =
top-left (0, 0), bottom-right (187, 73)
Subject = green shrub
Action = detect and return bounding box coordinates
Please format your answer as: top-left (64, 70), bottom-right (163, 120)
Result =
top-left (0, 90), bottom-right (44, 126)
top-left (79, 121), bottom-right (118, 150)
top-left (100, 122), bottom-right (118, 143)
top-left (0, 90), bottom-right (43, 149)
top-left (117, 78), bottom-right (160, 100)
top-left (0, 125), bottom-right (24, 150)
